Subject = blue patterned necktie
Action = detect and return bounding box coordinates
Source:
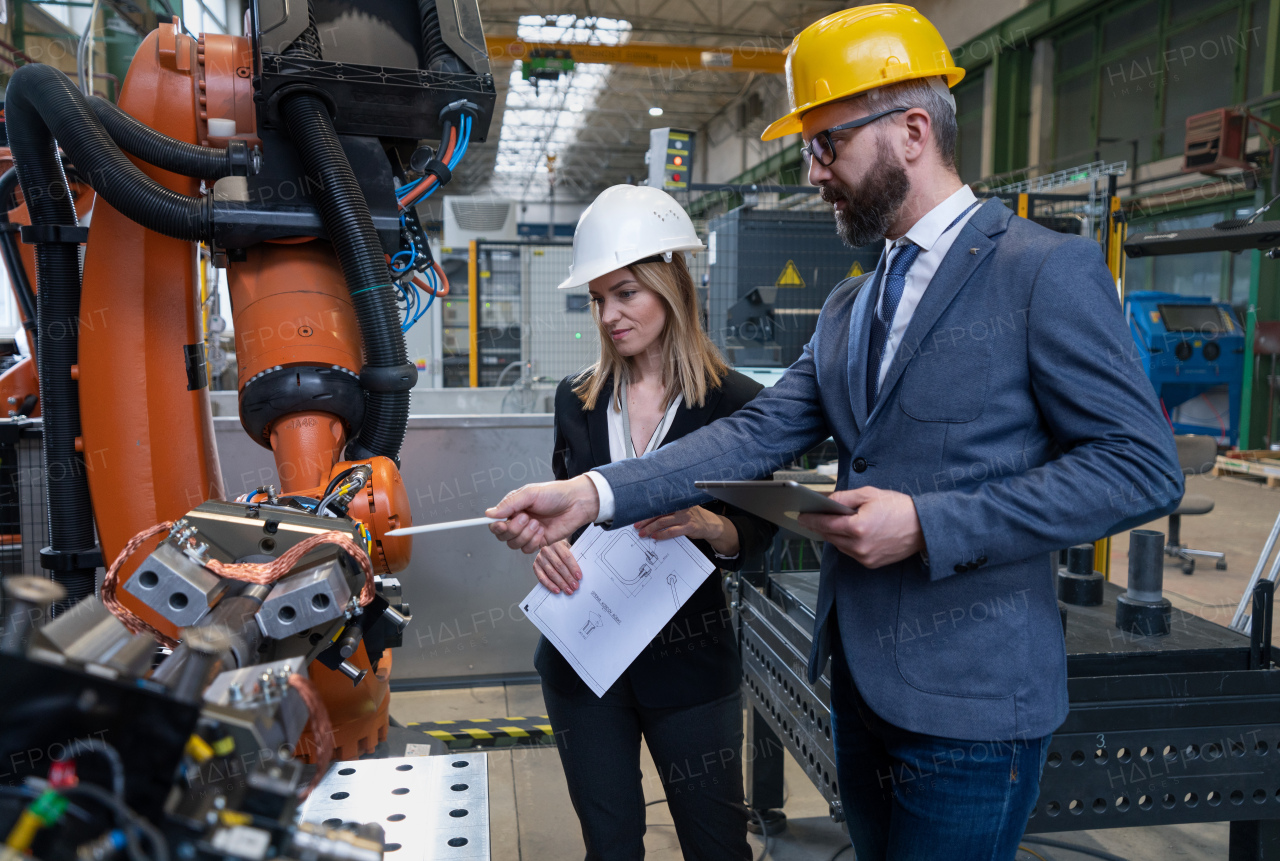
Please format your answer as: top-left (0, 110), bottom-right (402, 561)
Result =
top-left (866, 241), bottom-right (921, 410)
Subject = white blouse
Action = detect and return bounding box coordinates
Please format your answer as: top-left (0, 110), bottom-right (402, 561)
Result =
top-left (602, 387), bottom-right (737, 561)
top-left (605, 390), bottom-right (683, 463)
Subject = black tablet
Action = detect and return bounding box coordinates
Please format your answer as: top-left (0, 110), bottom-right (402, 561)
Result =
top-left (694, 480), bottom-right (853, 542)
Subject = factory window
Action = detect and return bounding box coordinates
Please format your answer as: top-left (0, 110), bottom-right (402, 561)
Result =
top-left (1245, 0), bottom-right (1269, 100)
top-left (1057, 30), bottom-right (1095, 74)
top-left (1049, 0), bottom-right (1263, 170)
top-left (1163, 10), bottom-right (1244, 155)
top-left (1053, 69), bottom-right (1096, 168)
top-left (1102, 1), bottom-right (1158, 53)
top-left (1098, 45), bottom-right (1160, 164)
top-left (1126, 205), bottom-right (1256, 315)
top-left (954, 78), bottom-right (984, 183)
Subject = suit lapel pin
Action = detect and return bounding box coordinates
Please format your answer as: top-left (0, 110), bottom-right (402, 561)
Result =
top-left (969, 247), bottom-right (978, 254)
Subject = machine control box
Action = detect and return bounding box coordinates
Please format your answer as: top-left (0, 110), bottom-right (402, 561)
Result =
top-left (1124, 290), bottom-right (1243, 444)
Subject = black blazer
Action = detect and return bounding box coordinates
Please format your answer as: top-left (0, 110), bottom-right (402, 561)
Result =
top-left (534, 369), bottom-right (777, 709)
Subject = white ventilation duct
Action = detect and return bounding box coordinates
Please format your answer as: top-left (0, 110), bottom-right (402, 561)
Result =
top-left (443, 196), bottom-right (519, 246)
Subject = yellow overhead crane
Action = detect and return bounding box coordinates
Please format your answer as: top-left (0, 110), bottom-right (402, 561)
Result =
top-left (485, 36), bottom-right (787, 74)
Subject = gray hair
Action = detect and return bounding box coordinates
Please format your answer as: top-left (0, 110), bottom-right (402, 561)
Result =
top-left (853, 77), bottom-right (959, 172)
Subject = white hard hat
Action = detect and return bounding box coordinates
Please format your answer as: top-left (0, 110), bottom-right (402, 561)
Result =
top-left (557, 185), bottom-right (705, 290)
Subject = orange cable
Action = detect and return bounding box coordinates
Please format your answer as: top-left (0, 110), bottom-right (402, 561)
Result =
top-left (398, 126), bottom-right (457, 210)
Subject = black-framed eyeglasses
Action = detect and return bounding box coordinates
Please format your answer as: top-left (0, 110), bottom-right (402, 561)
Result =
top-left (801, 107), bottom-right (908, 166)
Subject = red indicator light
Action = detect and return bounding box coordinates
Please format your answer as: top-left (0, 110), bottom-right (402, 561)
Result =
top-left (673, 173), bottom-right (681, 182)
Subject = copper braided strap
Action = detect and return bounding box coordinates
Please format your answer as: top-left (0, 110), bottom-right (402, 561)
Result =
top-left (101, 520), bottom-right (179, 648)
top-left (204, 531), bottom-right (376, 607)
top-left (288, 673), bottom-right (334, 796)
top-left (102, 524), bottom-right (376, 650)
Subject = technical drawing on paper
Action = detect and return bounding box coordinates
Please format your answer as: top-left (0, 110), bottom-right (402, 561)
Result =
top-left (599, 530), bottom-right (668, 598)
top-left (519, 524), bottom-right (718, 698)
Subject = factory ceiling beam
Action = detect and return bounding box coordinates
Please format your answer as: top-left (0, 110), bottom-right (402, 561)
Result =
top-left (477, 0), bottom-right (847, 41)
top-left (486, 36), bottom-right (785, 73)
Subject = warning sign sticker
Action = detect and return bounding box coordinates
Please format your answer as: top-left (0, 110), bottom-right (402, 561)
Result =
top-left (775, 260), bottom-right (805, 288)
top-left (847, 261), bottom-right (864, 278)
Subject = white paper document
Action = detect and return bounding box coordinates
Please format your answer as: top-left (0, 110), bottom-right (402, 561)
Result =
top-left (519, 524), bottom-right (717, 697)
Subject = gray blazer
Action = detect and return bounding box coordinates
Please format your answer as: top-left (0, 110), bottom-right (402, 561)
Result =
top-left (594, 198), bottom-right (1184, 742)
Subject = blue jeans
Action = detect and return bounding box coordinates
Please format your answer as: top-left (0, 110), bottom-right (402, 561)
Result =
top-left (830, 650), bottom-right (1050, 860)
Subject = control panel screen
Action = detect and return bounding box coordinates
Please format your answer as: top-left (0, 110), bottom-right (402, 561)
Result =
top-left (1158, 304), bottom-right (1227, 333)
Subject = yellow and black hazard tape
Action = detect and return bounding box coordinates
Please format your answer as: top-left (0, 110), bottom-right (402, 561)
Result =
top-left (405, 715), bottom-right (558, 750)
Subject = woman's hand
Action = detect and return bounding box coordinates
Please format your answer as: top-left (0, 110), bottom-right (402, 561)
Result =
top-left (533, 539), bottom-right (583, 595)
top-left (635, 507), bottom-right (740, 557)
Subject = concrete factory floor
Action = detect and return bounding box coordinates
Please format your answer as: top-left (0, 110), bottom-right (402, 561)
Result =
top-left (389, 473), bottom-right (1279, 860)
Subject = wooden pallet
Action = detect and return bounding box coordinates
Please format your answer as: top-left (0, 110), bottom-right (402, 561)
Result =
top-left (1213, 452), bottom-right (1280, 487)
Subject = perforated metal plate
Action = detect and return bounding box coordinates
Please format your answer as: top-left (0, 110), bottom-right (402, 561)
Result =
top-left (299, 754), bottom-right (489, 860)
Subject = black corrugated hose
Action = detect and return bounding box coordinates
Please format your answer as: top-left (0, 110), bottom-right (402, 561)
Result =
top-left (6, 62), bottom-right (218, 607)
top-left (281, 2), bottom-right (324, 59)
top-left (278, 93), bottom-right (414, 462)
top-left (418, 0), bottom-right (469, 74)
top-left (277, 8), bottom-right (414, 462)
top-left (6, 64), bottom-right (212, 242)
top-left (4, 72), bottom-right (95, 607)
top-left (88, 97), bottom-right (234, 179)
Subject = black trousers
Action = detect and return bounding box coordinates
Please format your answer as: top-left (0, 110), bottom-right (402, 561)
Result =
top-left (541, 678), bottom-right (752, 861)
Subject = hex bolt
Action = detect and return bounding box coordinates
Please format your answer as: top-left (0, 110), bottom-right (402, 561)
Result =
top-left (2, 576), bottom-right (66, 654)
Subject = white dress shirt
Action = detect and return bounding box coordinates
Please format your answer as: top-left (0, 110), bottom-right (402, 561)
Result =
top-left (874, 184), bottom-right (979, 389)
top-left (588, 185), bottom-right (981, 522)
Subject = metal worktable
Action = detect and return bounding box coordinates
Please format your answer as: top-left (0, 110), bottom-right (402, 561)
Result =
top-left (737, 571), bottom-right (1280, 859)
top-left (299, 754), bottom-right (490, 860)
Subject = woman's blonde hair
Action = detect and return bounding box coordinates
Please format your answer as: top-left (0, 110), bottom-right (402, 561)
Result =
top-left (572, 253), bottom-right (728, 411)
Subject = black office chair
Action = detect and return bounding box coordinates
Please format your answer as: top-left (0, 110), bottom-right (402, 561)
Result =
top-left (1166, 434), bottom-right (1227, 575)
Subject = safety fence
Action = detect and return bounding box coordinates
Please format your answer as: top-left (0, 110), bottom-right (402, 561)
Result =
top-left (0, 421), bottom-right (50, 580)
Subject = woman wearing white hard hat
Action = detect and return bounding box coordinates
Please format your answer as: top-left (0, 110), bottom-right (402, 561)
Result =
top-left (525, 184), bottom-right (775, 860)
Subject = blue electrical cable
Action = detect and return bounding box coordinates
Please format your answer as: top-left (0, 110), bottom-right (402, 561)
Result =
top-left (390, 251), bottom-right (414, 273)
top-left (397, 115), bottom-right (472, 208)
top-left (412, 119), bottom-right (469, 205)
top-left (453, 116), bottom-right (472, 163)
top-left (392, 112), bottom-right (469, 331)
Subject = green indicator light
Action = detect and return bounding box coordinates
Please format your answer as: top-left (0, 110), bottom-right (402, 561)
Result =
top-left (575, 332), bottom-right (581, 339)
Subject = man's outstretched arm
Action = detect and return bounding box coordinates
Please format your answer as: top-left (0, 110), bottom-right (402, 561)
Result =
top-left (486, 291), bottom-right (847, 552)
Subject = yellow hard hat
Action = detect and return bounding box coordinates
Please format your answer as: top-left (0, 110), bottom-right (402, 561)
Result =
top-left (761, 4), bottom-right (965, 141)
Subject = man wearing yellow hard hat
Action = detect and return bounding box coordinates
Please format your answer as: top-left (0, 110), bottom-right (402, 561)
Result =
top-left (486, 6), bottom-right (1182, 859)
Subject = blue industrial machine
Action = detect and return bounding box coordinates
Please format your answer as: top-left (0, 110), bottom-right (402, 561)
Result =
top-left (1124, 291), bottom-right (1244, 445)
